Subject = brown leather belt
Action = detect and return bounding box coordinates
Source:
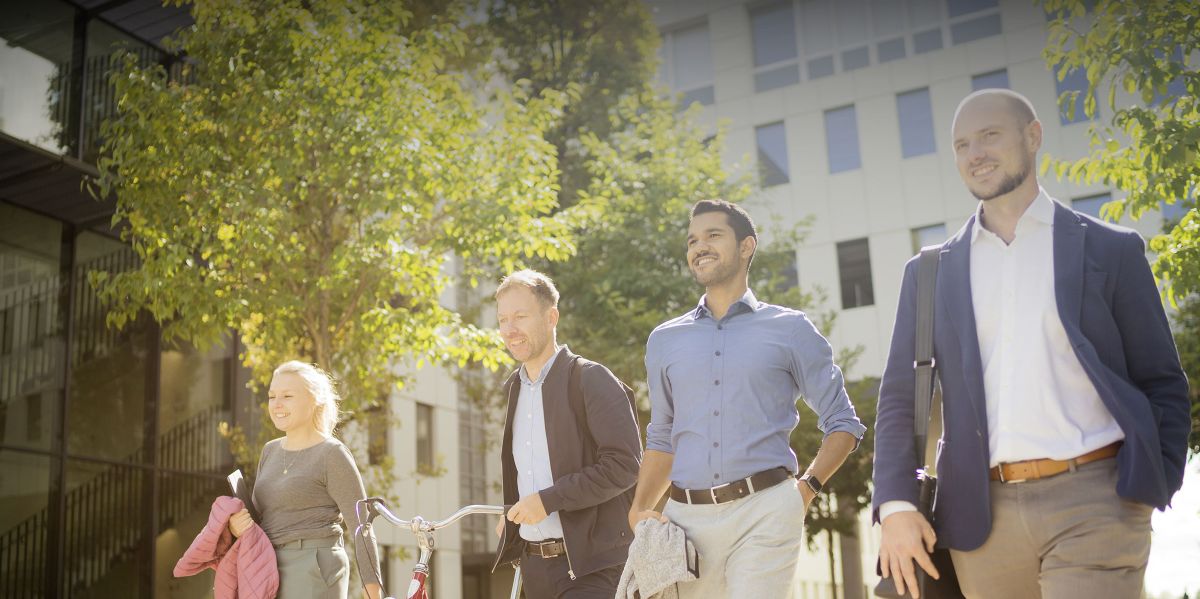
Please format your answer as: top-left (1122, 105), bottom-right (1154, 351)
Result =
top-left (989, 442), bottom-right (1122, 483)
top-left (524, 539), bottom-right (565, 558)
top-left (669, 466), bottom-right (792, 505)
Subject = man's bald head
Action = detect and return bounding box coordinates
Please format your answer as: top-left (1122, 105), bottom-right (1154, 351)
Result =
top-left (953, 89), bottom-right (1039, 131)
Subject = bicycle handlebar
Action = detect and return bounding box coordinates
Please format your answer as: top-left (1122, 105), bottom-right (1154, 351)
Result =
top-left (357, 497), bottom-right (506, 533)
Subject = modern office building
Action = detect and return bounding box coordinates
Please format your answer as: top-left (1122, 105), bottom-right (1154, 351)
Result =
top-left (646, 0), bottom-right (1183, 596)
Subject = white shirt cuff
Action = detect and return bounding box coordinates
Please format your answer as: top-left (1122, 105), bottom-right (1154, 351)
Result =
top-left (880, 500), bottom-right (919, 523)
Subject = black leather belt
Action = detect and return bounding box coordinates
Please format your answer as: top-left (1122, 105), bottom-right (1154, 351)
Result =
top-left (669, 466), bottom-right (793, 505)
top-left (524, 539), bottom-right (565, 558)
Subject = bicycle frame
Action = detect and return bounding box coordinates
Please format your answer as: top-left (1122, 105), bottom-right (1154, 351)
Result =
top-left (354, 497), bottom-right (522, 599)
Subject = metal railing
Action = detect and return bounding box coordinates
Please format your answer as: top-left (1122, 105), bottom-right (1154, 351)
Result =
top-left (0, 405), bottom-right (230, 598)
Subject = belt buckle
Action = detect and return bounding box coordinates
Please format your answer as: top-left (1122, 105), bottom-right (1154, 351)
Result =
top-left (997, 465), bottom-right (1026, 484)
top-left (709, 480), bottom-right (733, 503)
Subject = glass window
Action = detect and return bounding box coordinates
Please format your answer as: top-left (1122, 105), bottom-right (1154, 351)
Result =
top-left (841, 46), bottom-right (870, 71)
top-left (83, 19), bottom-right (165, 162)
top-left (668, 22), bottom-right (714, 107)
top-left (756, 122), bottom-right (790, 187)
top-left (67, 231), bottom-right (149, 462)
top-left (751, 1), bottom-right (798, 67)
top-left (458, 398), bottom-right (489, 554)
top-left (913, 28), bottom-right (944, 54)
top-left (64, 458), bottom-right (147, 596)
top-left (1054, 63), bottom-right (1096, 125)
top-left (950, 13), bottom-right (1002, 45)
top-left (799, 0), bottom-right (836, 57)
top-left (835, 0), bottom-right (870, 47)
top-left (807, 55), bottom-right (836, 79)
top-left (911, 223), bottom-right (948, 253)
top-left (824, 105), bottom-right (862, 173)
top-left (907, 0), bottom-right (943, 27)
top-left (0, 1), bottom-right (76, 154)
top-left (756, 64), bottom-right (801, 93)
top-left (0, 204), bottom-right (63, 451)
top-left (1072, 193), bottom-right (1110, 219)
top-left (947, 0), bottom-right (1000, 18)
top-left (871, 0), bottom-right (907, 37)
top-left (416, 402), bottom-right (434, 473)
top-left (0, 450), bottom-right (52, 595)
top-left (972, 69), bottom-right (1010, 90)
top-left (897, 88), bottom-right (937, 158)
top-left (877, 38), bottom-right (907, 63)
top-left (837, 238), bottom-right (875, 309)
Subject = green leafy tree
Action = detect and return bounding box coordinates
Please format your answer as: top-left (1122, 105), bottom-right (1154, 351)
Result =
top-left (486, 0), bottom-right (659, 209)
top-left (1040, 0), bottom-right (1198, 302)
top-left (1172, 295), bottom-right (1200, 454)
top-left (92, 0), bottom-right (572, 464)
top-left (547, 88), bottom-right (754, 388)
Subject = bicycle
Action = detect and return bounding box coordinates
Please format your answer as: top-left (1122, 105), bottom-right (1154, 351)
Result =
top-left (354, 497), bottom-right (522, 599)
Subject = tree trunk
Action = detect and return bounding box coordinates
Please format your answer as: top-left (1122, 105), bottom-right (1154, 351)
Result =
top-left (838, 500), bottom-right (865, 599)
top-left (826, 528), bottom-right (839, 599)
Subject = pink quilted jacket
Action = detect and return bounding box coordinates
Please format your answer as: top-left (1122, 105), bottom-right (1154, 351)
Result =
top-left (174, 496), bottom-right (279, 599)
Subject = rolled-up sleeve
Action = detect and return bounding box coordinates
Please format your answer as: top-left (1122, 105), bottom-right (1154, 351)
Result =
top-left (645, 332), bottom-right (675, 454)
top-left (791, 314), bottom-right (867, 443)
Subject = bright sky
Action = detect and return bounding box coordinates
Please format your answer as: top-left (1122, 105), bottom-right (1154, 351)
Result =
top-left (1145, 457), bottom-right (1200, 597)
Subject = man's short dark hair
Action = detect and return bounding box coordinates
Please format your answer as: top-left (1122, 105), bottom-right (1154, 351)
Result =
top-left (691, 199), bottom-right (758, 243)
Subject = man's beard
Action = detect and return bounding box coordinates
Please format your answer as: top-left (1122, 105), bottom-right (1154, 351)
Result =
top-left (690, 256), bottom-right (739, 287)
top-left (971, 158), bottom-right (1032, 201)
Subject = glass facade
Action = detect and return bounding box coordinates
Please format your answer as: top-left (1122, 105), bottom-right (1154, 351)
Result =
top-left (0, 2), bottom-right (76, 155)
top-left (2, 1), bottom-right (255, 580)
top-left (1, 202), bottom-right (251, 598)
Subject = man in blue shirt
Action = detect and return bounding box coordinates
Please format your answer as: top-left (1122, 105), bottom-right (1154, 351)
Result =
top-left (629, 200), bottom-right (866, 597)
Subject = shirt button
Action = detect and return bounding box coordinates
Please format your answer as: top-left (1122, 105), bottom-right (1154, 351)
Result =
top-left (713, 442), bottom-right (719, 448)
top-left (715, 351), bottom-right (721, 356)
top-left (717, 324), bottom-right (723, 330)
top-left (714, 380), bottom-right (720, 386)
top-left (713, 474), bottom-right (720, 479)
top-left (713, 410), bottom-right (719, 416)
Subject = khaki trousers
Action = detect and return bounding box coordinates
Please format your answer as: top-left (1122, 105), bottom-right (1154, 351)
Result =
top-left (663, 476), bottom-right (807, 599)
top-left (949, 458), bottom-right (1152, 599)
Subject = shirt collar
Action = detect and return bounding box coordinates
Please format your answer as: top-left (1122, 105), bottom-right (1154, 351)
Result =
top-left (971, 186), bottom-right (1054, 244)
top-left (694, 288), bottom-right (761, 320)
top-left (519, 345), bottom-right (566, 386)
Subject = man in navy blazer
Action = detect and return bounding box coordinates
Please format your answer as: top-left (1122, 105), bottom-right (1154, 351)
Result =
top-left (872, 89), bottom-right (1190, 599)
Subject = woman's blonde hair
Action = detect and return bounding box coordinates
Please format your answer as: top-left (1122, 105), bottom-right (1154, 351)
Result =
top-left (273, 361), bottom-right (341, 436)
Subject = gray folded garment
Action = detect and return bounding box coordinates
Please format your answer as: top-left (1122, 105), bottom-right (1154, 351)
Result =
top-left (616, 518), bottom-right (700, 599)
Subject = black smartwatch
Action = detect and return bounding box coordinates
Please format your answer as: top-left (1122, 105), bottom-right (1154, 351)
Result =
top-left (799, 473), bottom-right (823, 495)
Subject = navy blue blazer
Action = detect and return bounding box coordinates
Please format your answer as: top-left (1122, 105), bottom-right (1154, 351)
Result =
top-left (872, 199), bottom-right (1191, 551)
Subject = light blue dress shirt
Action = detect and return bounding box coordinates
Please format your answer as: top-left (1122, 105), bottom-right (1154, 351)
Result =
top-left (645, 289), bottom-right (866, 490)
top-left (513, 346), bottom-right (566, 541)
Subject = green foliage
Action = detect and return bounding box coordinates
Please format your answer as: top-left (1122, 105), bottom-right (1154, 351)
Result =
top-left (1171, 295), bottom-right (1200, 454)
top-left (1040, 0), bottom-right (1199, 302)
top-left (541, 88), bottom-right (755, 390)
top-left (91, 0), bottom-right (573, 458)
top-left (792, 376), bottom-right (877, 548)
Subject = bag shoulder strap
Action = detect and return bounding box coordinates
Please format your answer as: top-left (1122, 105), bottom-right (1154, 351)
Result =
top-left (568, 355), bottom-right (641, 449)
top-left (913, 245), bottom-right (941, 459)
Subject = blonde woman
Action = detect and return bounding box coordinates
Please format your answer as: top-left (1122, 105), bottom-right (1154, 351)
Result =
top-left (228, 361), bottom-right (382, 599)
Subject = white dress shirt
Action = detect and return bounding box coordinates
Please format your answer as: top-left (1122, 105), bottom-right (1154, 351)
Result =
top-left (512, 346), bottom-right (566, 541)
top-left (880, 189), bottom-right (1123, 522)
